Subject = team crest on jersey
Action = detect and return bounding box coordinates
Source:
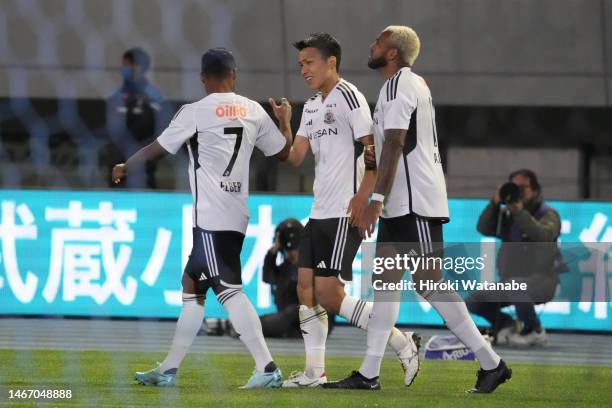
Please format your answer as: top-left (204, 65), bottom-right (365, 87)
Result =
top-left (215, 102), bottom-right (247, 121)
top-left (324, 109), bottom-right (335, 124)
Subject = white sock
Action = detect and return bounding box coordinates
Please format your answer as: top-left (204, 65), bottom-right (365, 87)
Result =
top-left (426, 288), bottom-right (501, 370)
top-left (388, 328), bottom-right (408, 352)
top-left (219, 289), bottom-right (274, 372)
top-left (339, 296), bottom-right (371, 329)
top-left (158, 293), bottom-right (205, 373)
top-left (359, 300), bottom-right (399, 379)
top-left (339, 296), bottom-right (407, 353)
top-left (299, 304), bottom-right (328, 378)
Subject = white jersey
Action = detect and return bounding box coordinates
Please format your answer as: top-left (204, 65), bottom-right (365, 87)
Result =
top-left (297, 79), bottom-right (373, 219)
top-left (373, 67), bottom-right (449, 221)
top-left (157, 93), bottom-right (286, 233)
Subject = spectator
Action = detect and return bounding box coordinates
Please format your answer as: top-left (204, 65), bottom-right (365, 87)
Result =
top-left (105, 47), bottom-right (167, 189)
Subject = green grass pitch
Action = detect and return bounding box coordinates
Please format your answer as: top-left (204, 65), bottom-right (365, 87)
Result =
top-left (1, 350), bottom-right (611, 407)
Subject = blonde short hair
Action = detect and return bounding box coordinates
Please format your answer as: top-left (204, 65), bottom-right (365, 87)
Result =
top-left (383, 25), bottom-right (421, 66)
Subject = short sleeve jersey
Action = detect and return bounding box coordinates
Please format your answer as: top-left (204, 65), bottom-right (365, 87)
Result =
top-left (373, 68), bottom-right (449, 221)
top-left (297, 79), bottom-right (373, 219)
top-left (157, 93), bottom-right (286, 233)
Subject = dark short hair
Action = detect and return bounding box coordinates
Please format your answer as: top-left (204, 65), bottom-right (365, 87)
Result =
top-left (293, 32), bottom-right (342, 72)
top-left (123, 47), bottom-right (151, 72)
top-left (510, 169), bottom-right (541, 192)
top-left (200, 47), bottom-right (236, 78)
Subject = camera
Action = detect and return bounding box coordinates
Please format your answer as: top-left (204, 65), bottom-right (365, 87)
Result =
top-left (276, 218), bottom-right (303, 251)
top-left (499, 182), bottom-right (522, 204)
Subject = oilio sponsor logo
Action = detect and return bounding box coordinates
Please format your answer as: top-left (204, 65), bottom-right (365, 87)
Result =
top-left (215, 102), bottom-right (247, 120)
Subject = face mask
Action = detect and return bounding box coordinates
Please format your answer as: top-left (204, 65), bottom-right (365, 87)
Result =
top-left (120, 66), bottom-right (132, 81)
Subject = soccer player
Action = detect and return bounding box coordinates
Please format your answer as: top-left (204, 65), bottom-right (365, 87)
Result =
top-left (112, 48), bottom-right (292, 388)
top-left (269, 33), bottom-right (420, 388)
top-left (323, 26), bottom-right (512, 392)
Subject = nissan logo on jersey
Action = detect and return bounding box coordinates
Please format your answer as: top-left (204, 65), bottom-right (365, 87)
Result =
top-left (308, 127), bottom-right (338, 140)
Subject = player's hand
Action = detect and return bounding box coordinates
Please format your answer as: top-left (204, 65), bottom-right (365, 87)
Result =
top-left (268, 97), bottom-right (292, 124)
top-left (112, 163), bottom-right (126, 184)
top-left (358, 200), bottom-right (383, 239)
top-left (364, 145), bottom-right (376, 169)
top-left (347, 192), bottom-right (368, 227)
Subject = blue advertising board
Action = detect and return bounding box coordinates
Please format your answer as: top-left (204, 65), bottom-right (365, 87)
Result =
top-left (0, 189), bottom-right (610, 331)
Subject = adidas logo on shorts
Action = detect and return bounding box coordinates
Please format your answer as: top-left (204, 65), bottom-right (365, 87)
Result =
top-left (199, 273), bottom-right (207, 281)
top-left (317, 261), bottom-right (326, 269)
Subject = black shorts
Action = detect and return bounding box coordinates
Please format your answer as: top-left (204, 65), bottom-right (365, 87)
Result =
top-left (184, 227), bottom-right (245, 293)
top-left (377, 213), bottom-right (444, 256)
top-left (298, 217), bottom-right (361, 283)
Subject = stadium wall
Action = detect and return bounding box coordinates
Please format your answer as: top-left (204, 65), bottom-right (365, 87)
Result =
top-left (1, 0), bottom-right (611, 106)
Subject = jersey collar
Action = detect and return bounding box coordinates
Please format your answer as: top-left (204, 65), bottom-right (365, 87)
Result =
top-left (318, 79), bottom-right (344, 103)
top-left (394, 66), bottom-right (411, 77)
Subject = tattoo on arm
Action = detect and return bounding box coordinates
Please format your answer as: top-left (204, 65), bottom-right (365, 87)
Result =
top-left (373, 129), bottom-right (407, 196)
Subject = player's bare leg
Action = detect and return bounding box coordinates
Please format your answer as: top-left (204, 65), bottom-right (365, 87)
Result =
top-left (313, 276), bottom-right (345, 314)
top-left (297, 267), bottom-right (316, 308)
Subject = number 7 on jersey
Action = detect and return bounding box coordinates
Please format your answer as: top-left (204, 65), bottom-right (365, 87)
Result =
top-left (223, 127), bottom-right (243, 177)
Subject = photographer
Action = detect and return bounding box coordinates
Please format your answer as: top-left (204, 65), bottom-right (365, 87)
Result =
top-left (467, 169), bottom-right (561, 346)
top-left (259, 218), bottom-right (303, 338)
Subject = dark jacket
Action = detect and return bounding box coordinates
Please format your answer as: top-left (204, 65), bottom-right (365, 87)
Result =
top-left (477, 195), bottom-right (561, 282)
top-left (106, 79), bottom-right (167, 150)
top-left (262, 250), bottom-right (299, 311)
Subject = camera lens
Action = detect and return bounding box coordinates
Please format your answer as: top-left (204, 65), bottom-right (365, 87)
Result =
top-left (499, 182), bottom-right (521, 204)
top-left (277, 218), bottom-right (303, 250)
